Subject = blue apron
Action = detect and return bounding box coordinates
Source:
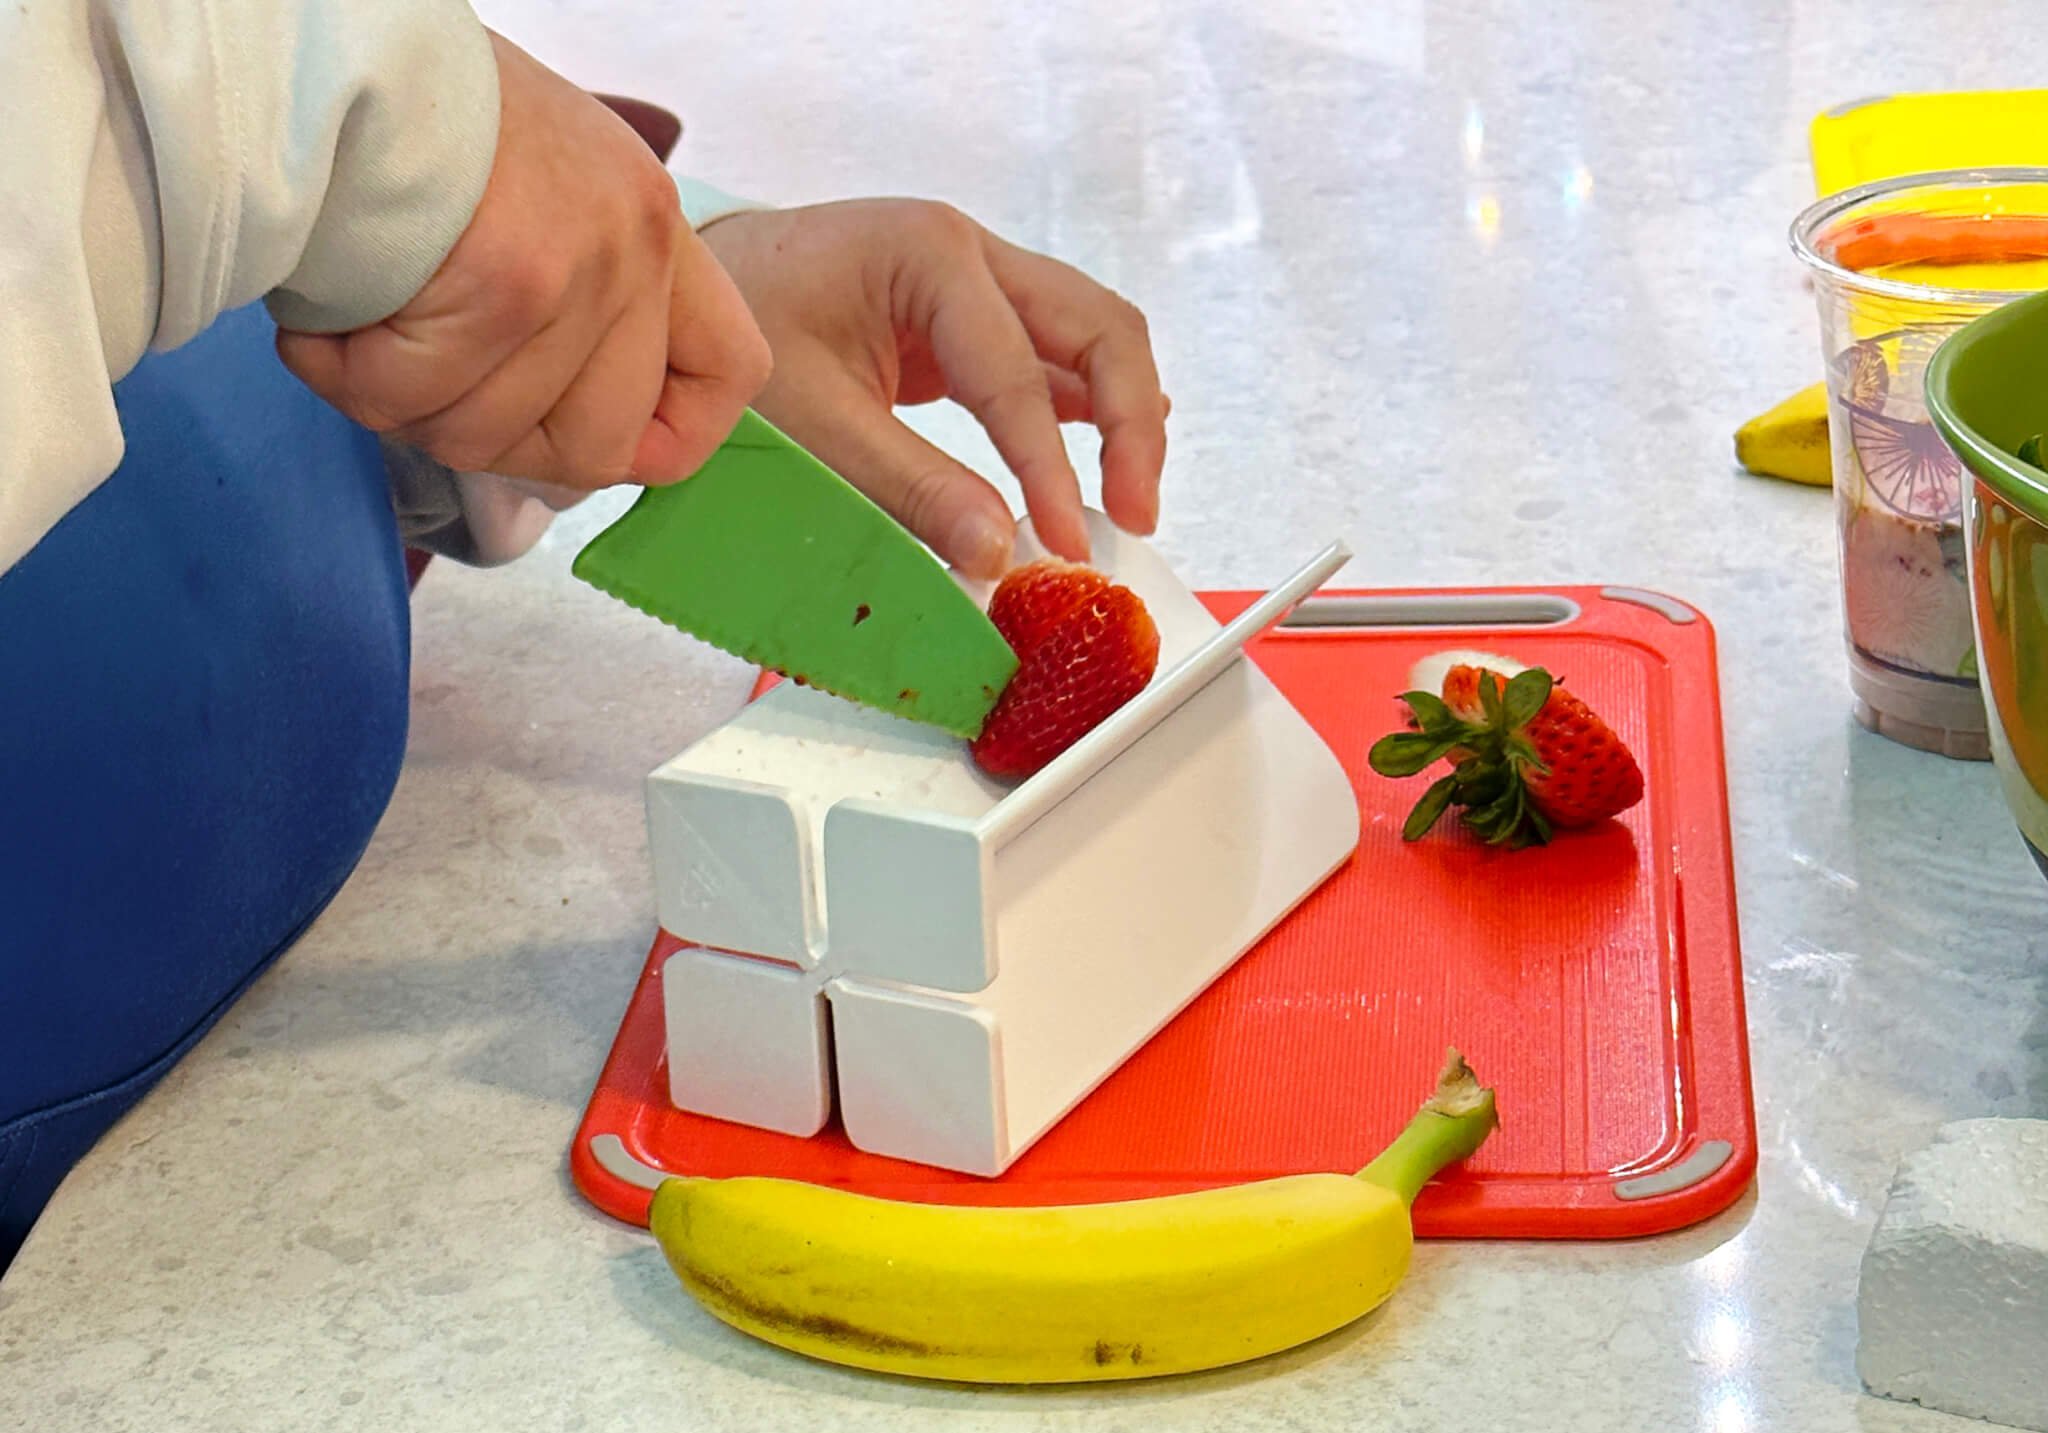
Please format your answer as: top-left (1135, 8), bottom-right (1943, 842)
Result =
top-left (0, 305), bottom-right (411, 1271)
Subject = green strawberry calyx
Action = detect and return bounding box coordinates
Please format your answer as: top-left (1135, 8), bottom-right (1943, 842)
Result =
top-left (1367, 667), bottom-right (1557, 848)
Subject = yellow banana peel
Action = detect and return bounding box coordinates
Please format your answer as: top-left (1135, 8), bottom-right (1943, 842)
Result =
top-left (648, 1050), bottom-right (1498, 1383)
top-left (1735, 381), bottom-right (1832, 487)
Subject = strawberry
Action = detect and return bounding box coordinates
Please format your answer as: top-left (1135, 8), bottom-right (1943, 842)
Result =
top-left (985, 558), bottom-right (1110, 654)
top-left (1368, 662), bottom-right (1642, 846)
top-left (970, 559), bottom-right (1160, 780)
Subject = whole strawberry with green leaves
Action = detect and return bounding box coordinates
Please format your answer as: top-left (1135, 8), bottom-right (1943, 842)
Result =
top-left (1369, 658), bottom-right (1643, 847)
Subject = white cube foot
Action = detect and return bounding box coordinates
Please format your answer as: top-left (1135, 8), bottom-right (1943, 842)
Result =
top-left (828, 983), bottom-right (1004, 1174)
top-left (662, 947), bottom-right (831, 1137)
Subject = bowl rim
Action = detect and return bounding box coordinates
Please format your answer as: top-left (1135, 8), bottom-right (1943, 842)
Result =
top-left (1925, 286), bottom-right (2048, 530)
top-left (1790, 165), bottom-right (2048, 307)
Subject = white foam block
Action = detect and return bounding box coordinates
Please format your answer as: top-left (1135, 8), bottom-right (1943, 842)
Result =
top-left (1857, 1118), bottom-right (2048, 1431)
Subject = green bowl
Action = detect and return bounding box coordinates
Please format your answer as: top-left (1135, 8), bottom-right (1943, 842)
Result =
top-left (1925, 287), bottom-right (2048, 880)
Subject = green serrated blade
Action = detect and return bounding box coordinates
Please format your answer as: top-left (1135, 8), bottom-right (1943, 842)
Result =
top-left (572, 409), bottom-right (1019, 738)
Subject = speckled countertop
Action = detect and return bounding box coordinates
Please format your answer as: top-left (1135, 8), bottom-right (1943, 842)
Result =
top-left (5, 2), bottom-right (2046, 1429)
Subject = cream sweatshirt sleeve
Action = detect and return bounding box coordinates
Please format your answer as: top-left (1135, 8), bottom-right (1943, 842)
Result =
top-left (0, 0), bottom-right (501, 576)
top-left (0, 0), bottom-right (771, 577)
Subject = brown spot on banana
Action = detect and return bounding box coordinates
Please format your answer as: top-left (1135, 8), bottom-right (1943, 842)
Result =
top-left (681, 1269), bottom-right (939, 1359)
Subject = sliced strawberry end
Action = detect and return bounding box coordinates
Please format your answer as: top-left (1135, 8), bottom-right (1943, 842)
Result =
top-left (985, 558), bottom-right (1110, 657)
top-left (971, 570), bottom-right (1159, 781)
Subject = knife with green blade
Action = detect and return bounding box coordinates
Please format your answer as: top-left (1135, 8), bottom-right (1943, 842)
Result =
top-left (571, 409), bottom-right (1019, 738)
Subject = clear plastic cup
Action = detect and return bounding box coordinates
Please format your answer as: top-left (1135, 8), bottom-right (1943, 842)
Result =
top-left (1791, 169), bottom-right (2048, 760)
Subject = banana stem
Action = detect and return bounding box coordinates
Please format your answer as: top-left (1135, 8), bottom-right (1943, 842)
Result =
top-left (1355, 1049), bottom-right (1499, 1207)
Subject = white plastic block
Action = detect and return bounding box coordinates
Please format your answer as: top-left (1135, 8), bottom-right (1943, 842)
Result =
top-left (821, 808), bottom-right (989, 991)
top-left (827, 656), bottom-right (1359, 1173)
top-left (645, 776), bottom-right (815, 965)
top-left (825, 985), bottom-right (1004, 1172)
top-left (645, 654), bottom-right (1005, 979)
top-left (646, 511), bottom-right (1360, 1173)
top-left (1857, 1118), bottom-right (2048, 1431)
top-left (660, 947), bottom-right (831, 1137)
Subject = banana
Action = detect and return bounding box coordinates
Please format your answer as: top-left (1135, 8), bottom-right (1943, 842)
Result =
top-left (648, 1050), bottom-right (1497, 1383)
top-left (1735, 380), bottom-right (1833, 486)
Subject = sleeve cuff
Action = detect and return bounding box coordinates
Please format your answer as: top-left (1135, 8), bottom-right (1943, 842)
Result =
top-left (265, 8), bottom-right (501, 334)
top-left (382, 441), bottom-right (582, 567)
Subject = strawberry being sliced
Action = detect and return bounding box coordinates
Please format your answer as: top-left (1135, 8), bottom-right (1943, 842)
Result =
top-left (985, 558), bottom-right (1111, 655)
top-left (1368, 659), bottom-right (1643, 846)
top-left (970, 559), bottom-right (1160, 781)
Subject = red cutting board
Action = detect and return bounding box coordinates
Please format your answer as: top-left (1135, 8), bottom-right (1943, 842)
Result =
top-left (570, 585), bottom-right (1754, 1239)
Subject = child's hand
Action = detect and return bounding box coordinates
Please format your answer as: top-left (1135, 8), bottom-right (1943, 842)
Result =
top-left (276, 32), bottom-right (771, 492)
top-left (699, 200), bottom-right (1168, 578)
